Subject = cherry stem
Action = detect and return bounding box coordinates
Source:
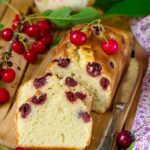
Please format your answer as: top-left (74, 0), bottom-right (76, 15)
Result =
top-left (82, 19), bottom-right (101, 32)
top-left (14, 32), bottom-right (26, 37)
top-left (1, 19), bottom-right (22, 68)
top-left (24, 16), bottom-right (32, 25)
top-left (4, 1), bottom-right (21, 18)
top-left (20, 39), bottom-right (28, 51)
top-left (23, 15), bottom-right (49, 23)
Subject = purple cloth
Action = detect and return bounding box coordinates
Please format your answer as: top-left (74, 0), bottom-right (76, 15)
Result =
top-left (130, 16), bottom-right (150, 149)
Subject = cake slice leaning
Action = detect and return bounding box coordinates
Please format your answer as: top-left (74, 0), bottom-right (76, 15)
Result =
top-left (46, 23), bottom-right (132, 113)
top-left (16, 74), bottom-right (93, 150)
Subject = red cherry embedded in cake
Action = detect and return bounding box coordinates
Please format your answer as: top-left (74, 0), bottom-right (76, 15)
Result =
top-left (65, 91), bottom-right (77, 102)
top-left (19, 103), bottom-right (31, 118)
top-left (117, 130), bottom-right (134, 149)
top-left (31, 93), bottom-right (47, 105)
top-left (25, 24), bottom-right (40, 38)
top-left (54, 58), bottom-right (70, 68)
top-left (12, 40), bottom-right (24, 54)
top-left (65, 77), bottom-right (77, 87)
top-left (75, 92), bottom-right (86, 100)
top-left (86, 62), bottom-right (101, 77)
top-left (23, 51), bottom-right (37, 63)
top-left (41, 34), bottom-right (53, 46)
top-left (2, 68), bottom-right (16, 83)
top-left (101, 39), bottom-right (119, 55)
top-left (70, 30), bottom-right (87, 46)
top-left (100, 77), bottom-right (110, 90)
top-left (37, 20), bottom-right (52, 36)
top-left (31, 40), bottom-right (46, 54)
top-left (79, 111), bottom-right (91, 123)
top-left (0, 88), bottom-right (10, 104)
top-left (12, 15), bottom-right (21, 30)
top-left (1, 28), bottom-right (13, 41)
top-left (15, 147), bottom-right (25, 150)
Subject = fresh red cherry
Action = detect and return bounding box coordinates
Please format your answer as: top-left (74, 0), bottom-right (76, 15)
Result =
top-left (70, 30), bottom-right (87, 46)
top-left (0, 88), bottom-right (10, 104)
top-left (15, 147), bottom-right (25, 150)
top-left (12, 15), bottom-right (21, 30)
top-left (23, 51), bottom-right (37, 63)
top-left (101, 39), bottom-right (119, 55)
top-left (0, 68), bottom-right (3, 79)
top-left (31, 40), bottom-right (46, 54)
top-left (2, 68), bottom-right (16, 83)
top-left (117, 130), bottom-right (134, 149)
top-left (37, 20), bottom-right (52, 36)
top-left (41, 34), bottom-right (53, 46)
top-left (1, 28), bottom-right (13, 41)
top-left (25, 24), bottom-right (40, 38)
top-left (12, 40), bottom-right (24, 54)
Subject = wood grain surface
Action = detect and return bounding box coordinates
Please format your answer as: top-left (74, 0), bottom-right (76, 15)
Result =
top-left (0, 1), bottom-right (148, 150)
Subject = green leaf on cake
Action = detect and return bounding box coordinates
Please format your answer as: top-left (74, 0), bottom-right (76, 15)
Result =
top-left (70, 7), bottom-right (99, 24)
top-left (42, 10), bottom-right (52, 16)
top-left (0, 24), bottom-right (4, 31)
top-left (42, 7), bottom-right (100, 28)
top-left (48, 7), bottom-right (72, 27)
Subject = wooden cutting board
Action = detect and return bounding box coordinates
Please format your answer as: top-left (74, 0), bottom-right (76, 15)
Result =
top-left (0, 1), bottom-right (148, 150)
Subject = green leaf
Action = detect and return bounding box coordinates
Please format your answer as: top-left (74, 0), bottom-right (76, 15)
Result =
top-left (48, 7), bottom-right (72, 27)
top-left (42, 10), bottom-right (52, 16)
top-left (42, 7), bottom-right (100, 28)
top-left (94, 0), bottom-right (123, 12)
top-left (127, 142), bottom-right (135, 150)
top-left (0, 0), bottom-right (6, 3)
top-left (70, 7), bottom-right (99, 24)
top-left (0, 24), bottom-right (4, 31)
top-left (104, 0), bottom-right (150, 18)
top-left (50, 38), bottom-right (60, 47)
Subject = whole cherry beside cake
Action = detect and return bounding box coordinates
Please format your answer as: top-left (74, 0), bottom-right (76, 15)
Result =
top-left (117, 130), bottom-right (135, 149)
top-left (0, 11), bottom-right (54, 103)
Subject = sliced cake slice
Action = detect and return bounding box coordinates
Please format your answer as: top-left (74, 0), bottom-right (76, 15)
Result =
top-left (46, 23), bottom-right (132, 113)
top-left (16, 74), bottom-right (93, 150)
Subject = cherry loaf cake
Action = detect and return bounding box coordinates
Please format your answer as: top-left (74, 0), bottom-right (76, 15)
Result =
top-left (16, 74), bottom-right (93, 150)
top-left (46, 23), bottom-right (132, 113)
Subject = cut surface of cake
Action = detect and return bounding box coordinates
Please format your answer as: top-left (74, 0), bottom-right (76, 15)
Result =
top-left (46, 23), bottom-right (132, 113)
top-left (16, 74), bottom-right (93, 150)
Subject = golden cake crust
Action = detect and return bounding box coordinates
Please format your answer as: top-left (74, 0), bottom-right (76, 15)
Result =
top-left (47, 24), bottom-right (132, 112)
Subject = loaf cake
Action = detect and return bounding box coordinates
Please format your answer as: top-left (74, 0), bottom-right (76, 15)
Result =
top-left (46, 23), bottom-right (132, 113)
top-left (16, 74), bottom-right (93, 150)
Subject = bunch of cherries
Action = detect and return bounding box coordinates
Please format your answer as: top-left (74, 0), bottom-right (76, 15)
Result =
top-left (0, 15), bottom-right (53, 105)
